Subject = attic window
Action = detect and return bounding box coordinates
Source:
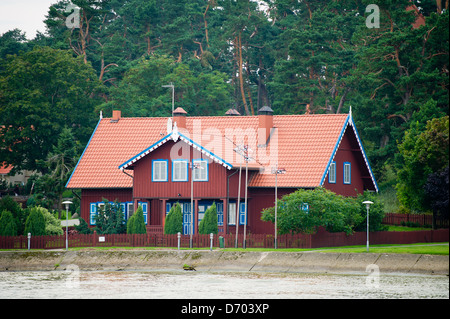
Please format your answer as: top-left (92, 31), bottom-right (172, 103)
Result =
top-left (344, 162), bottom-right (351, 184)
top-left (329, 161), bottom-right (336, 184)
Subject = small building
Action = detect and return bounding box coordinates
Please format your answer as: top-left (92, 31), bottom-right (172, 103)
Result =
top-left (66, 107), bottom-right (378, 234)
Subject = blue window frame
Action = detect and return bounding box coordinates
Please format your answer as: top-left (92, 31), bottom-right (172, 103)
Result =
top-left (152, 159), bottom-right (168, 182)
top-left (193, 159), bottom-right (208, 181)
top-left (328, 161), bottom-right (336, 184)
top-left (172, 159), bottom-right (189, 182)
top-left (90, 203), bottom-right (97, 225)
top-left (343, 162), bottom-right (351, 184)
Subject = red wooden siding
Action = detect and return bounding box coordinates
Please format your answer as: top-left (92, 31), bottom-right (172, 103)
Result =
top-left (322, 126), bottom-right (374, 196)
top-left (80, 188), bottom-right (132, 224)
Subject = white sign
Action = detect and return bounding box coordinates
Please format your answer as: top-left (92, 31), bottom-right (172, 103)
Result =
top-left (98, 236), bottom-right (106, 242)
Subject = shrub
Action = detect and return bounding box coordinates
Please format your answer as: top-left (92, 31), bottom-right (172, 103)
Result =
top-left (75, 217), bottom-right (92, 234)
top-left (199, 202), bottom-right (218, 234)
top-left (164, 203), bottom-right (183, 234)
top-left (24, 207), bottom-right (46, 236)
top-left (261, 188), bottom-right (384, 235)
top-left (94, 199), bottom-right (126, 234)
top-left (0, 210), bottom-right (17, 236)
top-left (127, 206), bottom-right (147, 234)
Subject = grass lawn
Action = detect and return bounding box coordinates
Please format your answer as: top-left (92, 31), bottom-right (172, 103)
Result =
top-left (61, 242), bottom-right (449, 255)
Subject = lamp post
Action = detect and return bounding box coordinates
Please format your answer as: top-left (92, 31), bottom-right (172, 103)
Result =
top-left (362, 201), bottom-right (373, 252)
top-left (272, 165), bottom-right (286, 249)
top-left (190, 161), bottom-right (203, 248)
top-left (62, 200), bottom-right (73, 251)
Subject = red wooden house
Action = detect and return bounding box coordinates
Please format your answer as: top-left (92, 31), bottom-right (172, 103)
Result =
top-left (66, 107), bottom-right (378, 234)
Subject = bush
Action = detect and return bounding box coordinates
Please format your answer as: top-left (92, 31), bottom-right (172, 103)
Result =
top-left (199, 202), bottom-right (218, 234)
top-left (75, 217), bottom-right (92, 234)
top-left (95, 199), bottom-right (126, 234)
top-left (127, 206), bottom-right (147, 234)
top-left (0, 195), bottom-right (24, 235)
top-left (261, 188), bottom-right (385, 235)
top-left (164, 203), bottom-right (183, 234)
top-left (24, 207), bottom-right (46, 236)
top-left (0, 210), bottom-right (17, 236)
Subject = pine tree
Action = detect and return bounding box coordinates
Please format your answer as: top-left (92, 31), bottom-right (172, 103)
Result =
top-left (0, 210), bottom-right (17, 236)
top-left (199, 202), bottom-right (218, 235)
top-left (24, 207), bottom-right (46, 236)
top-left (131, 206), bottom-right (147, 234)
top-left (164, 203), bottom-right (183, 234)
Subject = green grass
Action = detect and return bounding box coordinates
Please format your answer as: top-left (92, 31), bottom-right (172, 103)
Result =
top-left (61, 242), bottom-right (448, 255)
top-left (385, 225), bottom-right (432, 231)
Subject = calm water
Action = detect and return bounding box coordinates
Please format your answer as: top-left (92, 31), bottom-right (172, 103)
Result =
top-left (0, 271), bottom-right (448, 299)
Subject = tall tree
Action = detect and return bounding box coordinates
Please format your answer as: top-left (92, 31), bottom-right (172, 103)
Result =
top-left (0, 47), bottom-right (101, 173)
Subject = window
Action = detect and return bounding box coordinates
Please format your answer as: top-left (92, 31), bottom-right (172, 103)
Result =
top-left (329, 161), bottom-right (336, 184)
top-left (227, 202), bottom-right (247, 225)
top-left (228, 203), bottom-right (236, 225)
top-left (152, 160), bottom-right (168, 182)
top-left (90, 203), bottom-right (97, 225)
top-left (193, 159), bottom-right (208, 181)
top-left (301, 203), bottom-right (309, 214)
top-left (172, 160), bottom-right (188, 182)
top-left (344, 162), bottom-right (351, 184)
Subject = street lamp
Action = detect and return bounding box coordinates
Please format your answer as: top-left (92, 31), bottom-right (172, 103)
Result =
top-left (62, 200), bottom-right (73, 251)
top-left (272, 165), bottom-right (286, 249)
top-left (362, 201), bottom-right (373, 252)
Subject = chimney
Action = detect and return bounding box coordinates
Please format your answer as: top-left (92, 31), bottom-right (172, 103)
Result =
top-left (258, 106), bottom-right (274, 143)
top-left (173, 107), bottom-right (187, 129)
top-left (111, 110), bottom-right (121, 122)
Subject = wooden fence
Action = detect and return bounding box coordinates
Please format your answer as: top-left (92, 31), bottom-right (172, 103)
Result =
top-left (1, 228), bottom-right (448, 250)
top-left (382, 213), bottom-right (448, 228)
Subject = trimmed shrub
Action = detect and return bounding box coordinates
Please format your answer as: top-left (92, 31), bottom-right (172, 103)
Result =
top-left (164, 203), bottom-right (183, 234)
top-left (128, 206), bottom-right (147, 234)
top-left (199, 202), bottom-right (218, 234)
top-left (0, 210), bottom-right (17, 236)
top-left (24, 207), bottom-right (46, 236)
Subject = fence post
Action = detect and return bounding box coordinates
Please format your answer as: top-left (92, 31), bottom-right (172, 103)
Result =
top-left (92, 230), bottom-right (97, 247)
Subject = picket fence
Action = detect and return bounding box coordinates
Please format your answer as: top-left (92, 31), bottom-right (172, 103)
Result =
top-left (1, 228), bottom-right (448, 250)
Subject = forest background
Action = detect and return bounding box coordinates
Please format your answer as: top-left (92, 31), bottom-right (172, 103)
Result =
top-left (0, 0), bottom-right (448, 218)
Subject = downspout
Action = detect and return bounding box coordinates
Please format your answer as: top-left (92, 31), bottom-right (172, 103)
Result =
top-left (226, 169), bottom-right (239, 234)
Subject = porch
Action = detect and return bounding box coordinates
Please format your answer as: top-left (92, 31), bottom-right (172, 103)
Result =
top-left (140, 198), bottom-right (248, 235)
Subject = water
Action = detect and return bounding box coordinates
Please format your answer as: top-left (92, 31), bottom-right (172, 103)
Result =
top-left (0, 271), bottom-right (448, 299)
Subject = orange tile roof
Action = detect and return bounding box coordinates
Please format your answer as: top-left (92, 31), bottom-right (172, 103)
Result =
top-left (66, 113), bottom-right (351, 189)
top-left (0, 163), bottom-right (13, 175)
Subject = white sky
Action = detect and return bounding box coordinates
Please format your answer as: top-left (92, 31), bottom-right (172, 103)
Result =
top-left (0, 0), bottom-right (58, 39)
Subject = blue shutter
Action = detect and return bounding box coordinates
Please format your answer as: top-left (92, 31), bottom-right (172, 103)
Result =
top-left (217, 202), bottom-right (223, 226)
top-left (239, 203), bottom-right (247, 225)
top-left (90, 203), bottom-right (97, 225)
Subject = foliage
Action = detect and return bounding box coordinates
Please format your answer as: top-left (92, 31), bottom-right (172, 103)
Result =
top-left (94, 199), bottom-right (126, 234)
top-left (199, 202), bottom-right (218, 235)
top-left (127, 206), bottom-right (147, 234)
top-left (0, 195), bottom-right (25, 235)
top-left (261, 188), bottom-right (385, 235)
top-left (39, 206), bottom-right (64, 235)
top-left (0, 210), bottom-right (17, 236)
top-left (24, 207), bottom-right (47, 236)
top-left (0, 46), bottom-right (100, 173)
top-left (74, 217), bottom-right (93, 234)
top-left (423, 165), bottom-right (449, 226)
top-left (164, 202), bottom-right (183, 235)
top-left (396, 116), bottom-right (449, 212)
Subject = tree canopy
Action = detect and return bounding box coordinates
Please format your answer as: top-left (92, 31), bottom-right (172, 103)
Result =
top-left (0, 0), bottom-right (448, 215)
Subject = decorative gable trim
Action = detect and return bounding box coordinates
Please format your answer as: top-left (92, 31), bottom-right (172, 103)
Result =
top-left (119, 126), bottom-right (232, 171)
top-left (319, 113), bottom-right (379, 192)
